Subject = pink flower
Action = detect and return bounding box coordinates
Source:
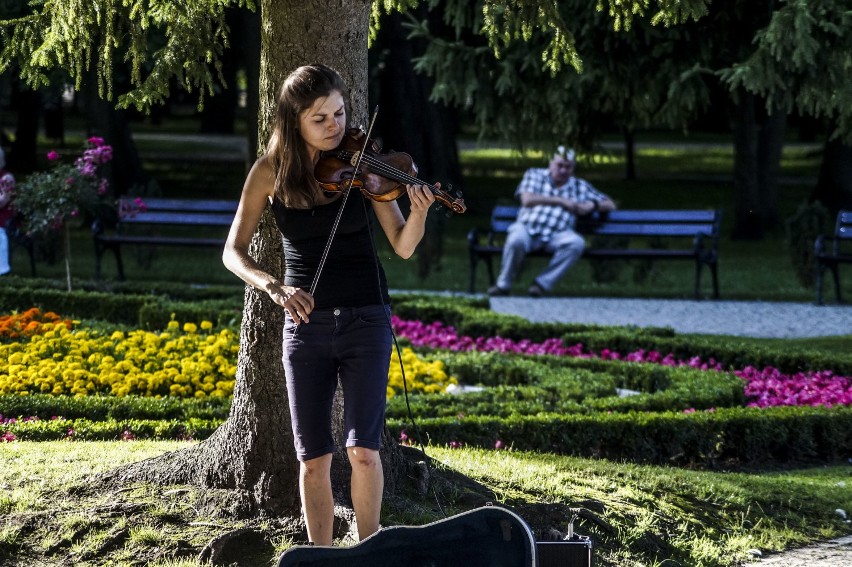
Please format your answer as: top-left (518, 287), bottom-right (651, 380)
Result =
top-left (390, 316), bottom-right (850, 410)
top-left (120, 429), bottom-right (135, 441)
top-left (1, 431), bottom-right (16, 442)
top-left (449, 441), bottom-right (462, 449)
top-left (87, 136), bottom-right (105, 147)
top-left (494, 439), bottom-right (506, 450)
top-left (47, 150), bottom-right (60, 161)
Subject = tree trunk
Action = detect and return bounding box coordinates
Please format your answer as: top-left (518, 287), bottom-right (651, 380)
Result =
top-left (7, 81), bottom-right (40, 173)
top-left (103, 0), bottom-right (406, 521)
top-left (371, 8), bottom-right (462, 278)
top-left (756, 104), bottom-right (786, 229)
top-left (731, 91), bottom-right (763, 239)
top-left (811, 137), bottom-right (852, 214)
top-left (623, 127), bottom-right (636, 181)
top-left (84, 67), bottom-right (148, 196)
top-left (239, 7), bottom-right (262, 169)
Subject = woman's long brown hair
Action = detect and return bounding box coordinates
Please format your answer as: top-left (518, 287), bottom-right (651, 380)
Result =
top-left (267, 64), bottom-right (347, 207)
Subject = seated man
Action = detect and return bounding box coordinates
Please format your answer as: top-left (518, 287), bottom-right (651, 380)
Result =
top-left (488, 146), bottom-right (616, 297)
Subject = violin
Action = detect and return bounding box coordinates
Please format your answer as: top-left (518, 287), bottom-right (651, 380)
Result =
top-left (314, 128), bottom-right (467, 214)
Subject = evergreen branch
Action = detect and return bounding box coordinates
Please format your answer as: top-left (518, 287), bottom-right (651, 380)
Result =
top-left (0, 0), bottom-right (255, 112)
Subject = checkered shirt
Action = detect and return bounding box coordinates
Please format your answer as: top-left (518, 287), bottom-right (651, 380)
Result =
top-left (514, 168), bottom-right (608, 240)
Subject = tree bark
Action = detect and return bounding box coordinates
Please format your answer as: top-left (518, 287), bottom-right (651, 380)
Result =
top-left (755, 104), bottom-right (786, 229)
top-left (102, 0), bottom-right (405, 521)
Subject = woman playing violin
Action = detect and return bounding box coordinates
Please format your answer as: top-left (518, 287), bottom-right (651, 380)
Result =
top-left (222, 64), bottom-right (436, 545)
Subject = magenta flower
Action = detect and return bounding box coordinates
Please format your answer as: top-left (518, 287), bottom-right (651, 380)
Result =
top-left (391, 317), bottom-right (851, 409)
top-left (449, 441), bottom-right (463, 449)
top-left (87, 136), bottom-right (106, 147)
top-left (1, 431), bottom-right (16, 442)
top-left (494, 439), bottom-right (506, 450)
top-left (47, 150), bottom-right (60, 161)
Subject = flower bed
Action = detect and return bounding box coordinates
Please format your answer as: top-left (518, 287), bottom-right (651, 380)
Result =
top-left (0, 308), bottom-right (73, 341)
top-left (0, 310), bottom-right (456, 400)
top-left (391, 316), bottom-right (852, 408)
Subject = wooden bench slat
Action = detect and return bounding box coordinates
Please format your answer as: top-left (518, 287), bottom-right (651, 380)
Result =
top-left (603, 210), bottom-right (719, 223)
top-left (123, 197), bottom-right (238, 213)
top-left (590, 223), bottom-right (716, 237)
top-left (118, 212), bottom-right (234, 226)
top-left (94, 197), bottom-right (238, 280)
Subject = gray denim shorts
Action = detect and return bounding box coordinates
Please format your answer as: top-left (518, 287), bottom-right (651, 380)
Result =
top-left (282, 304), bottom-right (392, 462)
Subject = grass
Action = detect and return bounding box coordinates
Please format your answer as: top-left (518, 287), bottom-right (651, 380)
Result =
top-left (0, 441), bottom-right (849, 566)
top-left (4, 127), bottom-right (849, 564)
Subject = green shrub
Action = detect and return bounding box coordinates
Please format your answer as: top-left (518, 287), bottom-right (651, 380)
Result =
top-left (388, 405), bottom-right (852, 467)
top-left (785, 200), bottom-right (830, 288)
top-left (0, 287), bottom-right (147, 324)
top-left (1, 416), bottom-right (222, 441)
top-left (387, 351), bottom-right (745, 420)
top-left (0, 394), bottom-right (231, 421)
top-left (0, 284), bottom-right (243, 329)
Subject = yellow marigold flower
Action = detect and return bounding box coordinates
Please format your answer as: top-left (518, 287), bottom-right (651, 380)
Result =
top-left (200, 320), bottom-right (213, 330)
top-left (183, 322), bottom-right (198, 333)
top-left (167, 320), bottom-right (180, 330)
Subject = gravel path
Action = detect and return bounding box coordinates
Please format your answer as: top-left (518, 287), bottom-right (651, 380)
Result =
top-left (488, 296), bottom-right (852, 339)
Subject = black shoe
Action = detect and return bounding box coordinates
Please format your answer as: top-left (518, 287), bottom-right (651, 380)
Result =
top-left (487, 285), bottom-right (510, 297)
top-left (527, 282), bottom-right (545, 297)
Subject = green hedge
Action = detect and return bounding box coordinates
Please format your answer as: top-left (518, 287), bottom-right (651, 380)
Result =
top-left (388, 405), bottom-right (852, 467)
top-left (0, 285), bottom-right (243, 329)
top-left (386, 351), bottom-right (745, 419)
top-left (1, 417), bottom-right (222, 441)
top-left (0, 394), bottom-right (231, 421)
top-left (1, 275), bottom-right (243, 301)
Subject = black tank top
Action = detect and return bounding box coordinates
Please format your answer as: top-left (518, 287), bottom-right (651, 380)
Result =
top-left (271, 193), bottom-right (390, 309)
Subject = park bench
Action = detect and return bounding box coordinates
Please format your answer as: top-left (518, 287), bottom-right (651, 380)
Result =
top-left (468, 205), bottom-right (722, 299)
top-left (814, 209), bottom-right (851, 305)
top-left (92, 196), bottom-right (238, 280)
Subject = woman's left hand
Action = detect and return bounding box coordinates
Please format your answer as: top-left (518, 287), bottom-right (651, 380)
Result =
top-left (407, 183), bottom-right (436, 214)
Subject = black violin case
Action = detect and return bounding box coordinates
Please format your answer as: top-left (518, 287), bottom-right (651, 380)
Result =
top-left (277, 504), bottom-right (537, 567)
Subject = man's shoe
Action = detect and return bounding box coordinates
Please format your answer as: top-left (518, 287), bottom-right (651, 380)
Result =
top-left (527, 282), bottom-right (545, 297)
top-left (487, 285), bottom-right (510, 297)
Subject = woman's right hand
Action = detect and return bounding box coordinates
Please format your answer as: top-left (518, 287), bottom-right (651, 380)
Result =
top-left (266, 280), bottom-right (314, 324)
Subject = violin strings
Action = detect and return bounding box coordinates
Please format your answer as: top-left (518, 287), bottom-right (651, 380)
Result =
top-left (335, 150), bottom-right (449, 196)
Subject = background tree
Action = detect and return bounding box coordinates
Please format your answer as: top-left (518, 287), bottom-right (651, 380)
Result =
top-left (370, 6), bottom-right (464, 277)
top-left (400, 0), bottom-right (851, 238)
